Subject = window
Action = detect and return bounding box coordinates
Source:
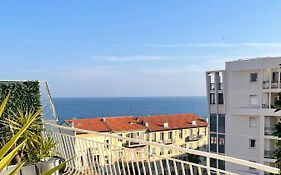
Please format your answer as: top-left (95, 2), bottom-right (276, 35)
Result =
top-left (118, 134), bottom-right (122, 142)
top-left (218, 93), bottom-right (224, 104)
top-left (218, 135), bottom-right (225, 153)
top-left (218, 114), bottom-right (225, 133)
top-left (168, 131), bottom-right (172, 140)
top-left (218, 160), bottom-right (225, 170)
top-left (249, 139), bottom-right (256, 148)
top-left (179, 129), bottom-right (183, 139)
top-left (210, 114), bottom-right (217, 132)
top-left (160, 132), bottom-right (164, 141)
top-left (210, 93), bottom-right (216, 104)
top-left (249, 117), bottom-right (257, 128)
top-left (249, 95), bottom-right (258, 106)
top-left (210, 134), bottom-right (217, 152)
top-left (250, 73), bottom-right (258, 82)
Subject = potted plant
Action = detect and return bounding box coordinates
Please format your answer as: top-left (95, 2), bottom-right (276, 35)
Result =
top-left (0, 93), bottom-right (69, 175)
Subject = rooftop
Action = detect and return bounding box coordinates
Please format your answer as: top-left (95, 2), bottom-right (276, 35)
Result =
top-left (64, 113), bottom-right (207, 133)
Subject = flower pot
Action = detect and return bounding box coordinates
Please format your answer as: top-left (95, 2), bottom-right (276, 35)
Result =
top-left (0, 165), bottom-right (18, 175)
top-left (19, 164), bottom-right (39, 175)
top-left (38, 158), bottom-right (60, 175)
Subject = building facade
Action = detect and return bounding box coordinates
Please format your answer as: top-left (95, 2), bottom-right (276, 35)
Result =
top-left (63, 114), bottom-right (208, 168)
top-left (206, 57), bottom-right (281, 175)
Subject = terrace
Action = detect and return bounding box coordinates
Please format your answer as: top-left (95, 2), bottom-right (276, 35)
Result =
top-left (1, 80), bottom-right (279, 175)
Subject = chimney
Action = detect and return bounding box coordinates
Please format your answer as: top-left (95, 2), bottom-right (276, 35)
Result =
top-left (145, 122), bottom-right (149, 127)
top-left (192, 120), bottom-right (197, 125)
top-left (163, 121), bottom-right (169, 128)
top-left (102, 118), bottom-right (106, 122)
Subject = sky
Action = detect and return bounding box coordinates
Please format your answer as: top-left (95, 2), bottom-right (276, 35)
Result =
top-left (0, 1), bottom-right (281, 97)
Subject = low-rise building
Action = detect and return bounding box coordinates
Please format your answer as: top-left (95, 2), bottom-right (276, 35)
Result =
top-left (63, 114), bottom-right (208, 165)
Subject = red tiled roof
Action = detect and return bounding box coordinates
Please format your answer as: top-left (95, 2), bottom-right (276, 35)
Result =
top-left (64, 114), bottom-right (207, 133)
top-left (139, 113), bottom-right (207, 131)
top-left (65, 118), bottom-right (111, 132)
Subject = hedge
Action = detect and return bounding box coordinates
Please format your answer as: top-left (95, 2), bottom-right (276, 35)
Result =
top-left (0, 81), bottom-right (41, 117)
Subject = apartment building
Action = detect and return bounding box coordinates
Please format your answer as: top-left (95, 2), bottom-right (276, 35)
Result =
top-left (63, 114), bottom-right (208, 165)
top-left (206, 57), bottom-right (281, 175)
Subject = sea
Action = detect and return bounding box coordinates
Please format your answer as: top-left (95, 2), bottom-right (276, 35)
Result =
top-left (53, 96), bottom-right (208, 122)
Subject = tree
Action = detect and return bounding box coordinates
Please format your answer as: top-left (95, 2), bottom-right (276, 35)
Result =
top-left (272, 92), bottom-right (281, 171)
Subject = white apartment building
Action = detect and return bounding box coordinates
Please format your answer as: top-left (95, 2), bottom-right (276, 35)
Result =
top-left (206, 57), bottom-right (281, 175)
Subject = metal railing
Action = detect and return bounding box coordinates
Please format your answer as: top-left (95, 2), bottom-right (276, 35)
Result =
top-left (264, 127), bottom-right (276, 135)
top-left (210, 83), bottom-right (215, 91)
top-left (264, 150), bottom-right (276, 159)
top-left (44, 123), bottom-right (279, 175)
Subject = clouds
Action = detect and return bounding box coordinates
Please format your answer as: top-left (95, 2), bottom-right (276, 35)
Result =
top-left (91, 55), bottom-right (172, 62)
top-left (143, 42), bottom-right (281, 48)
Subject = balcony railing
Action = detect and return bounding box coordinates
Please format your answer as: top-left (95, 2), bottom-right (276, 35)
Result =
top-left (263, 80), bottom-right (280, 89)
top-left (271, 81), bottom-right (279, 89)
top-left (44, 122), bottom-right (279, 175)
top-left (218, 83), bottom-right (223, 90)
top-left (264, 127), bottom-right (276, 135)
top-left (263, 81), bottom-right (270, 89)
top-left (210, 83), bottom-right (215, 91)
top-left (264, 150), bottom-right (276, 159)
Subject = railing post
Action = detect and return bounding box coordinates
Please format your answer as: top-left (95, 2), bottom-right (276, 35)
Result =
top-left (206, 156), bottom-right (211, 175)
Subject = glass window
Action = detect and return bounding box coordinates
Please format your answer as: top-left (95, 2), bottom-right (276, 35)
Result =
top-left (218, 135), bottom-right (225, 153)
top-left (218, 93), bottom-right (224, 104)
top-left (218, 114), bottom-right (225, 133)
top-left (210, 93), bottom-right (216, 104)
top-left (250, 73), bottom-right (258, 82)
top-left (160, 132), bottom-right (164, 141)
top-left (210, 114), bottom-right (217, 132)
top-left (218, 160), bottom-right (225, 170)
top-left (118, 134), bottom-right (122, 142)
top-left (249, 117), bottom-right (257, 128)
top-left (249, 139), bottom-right (256, 148)
top-left (210, 158), bottom-right (217, 168)
top-left (179, 129), bottom-right (183, 139)
top-left (168, 131), bottom-right (172, 139)
top-left (210, 134), bottom-right (217, 152)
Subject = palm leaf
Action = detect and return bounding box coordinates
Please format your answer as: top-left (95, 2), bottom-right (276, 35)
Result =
top-left (7, 161), bottom-right (26, 175)
top-left (0, 108), bottom-right (42, 160)
top-left (0, 141), bottom-right (26, 172)
top-left (41, 158), bottom-right (73, 175)
top-left (0, 92), bottom-right (10, 118)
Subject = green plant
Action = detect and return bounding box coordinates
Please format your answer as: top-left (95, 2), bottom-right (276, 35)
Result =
top-left (0, 108), bottom-right (44, 163)
top-left (29, 136), bottom-right (59, 162)
top-left (273, 92), bottom-right (281, 173)
top-left (0, 93), bottom-right (68, 175)
top-left (0, 81), bottom-right (41, 118)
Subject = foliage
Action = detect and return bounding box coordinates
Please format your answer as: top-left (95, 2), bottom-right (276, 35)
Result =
top-left (186, 153), bottom-right (201, 164)
top-left (0, 81), bottom-right (41, 118)
top-left (0, 93), bottom-right (66, 175)
top-left (0, 94), bottom-right (37, 175)
top-left (274, 92), bottom-right (281, 112)
top-left (0, 108), bottom-right (44, 163)
top-left (28, 136), bottom-right (59, 162)
top-left (273, 92), bottom-right (281, 173)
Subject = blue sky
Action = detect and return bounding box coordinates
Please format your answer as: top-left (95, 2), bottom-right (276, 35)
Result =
top-left (0, 1), bottom-right (281, 97)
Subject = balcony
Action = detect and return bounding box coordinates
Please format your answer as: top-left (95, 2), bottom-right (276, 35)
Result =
top-left (210, 83), bottom-right (215, 91)
top-left (163, 138), bottom-right (176, 145)
top-left (185, 135), bottom-right (202, 142)
top-left (264, 127), bottom-right (276, 135)
top-left (264, 150), bottom-right (276, 159)
top-left (271, 81), bottom-right (279, 89)
top-left (218, 83), bottom-right (223, 90)
top-left (123, 141), bottom-right (146, 148)
top-left (263, 81), bottom-right (270, 89)
top-left (44, 122), bottom-right (279, 175)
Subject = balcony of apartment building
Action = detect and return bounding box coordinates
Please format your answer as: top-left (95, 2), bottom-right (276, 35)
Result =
top-left (44, 122), bottom-right (279, 175)
top-left (123, 133), bottom-right (146, 148)
top-left (262, 68), bottom-right (281, 90)
top-left (207, 71), bottom-right (224, 92)
top-left (264, 139), bottom-right (279, 161)
top-left (264, 116), bottom-right (280, 137)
